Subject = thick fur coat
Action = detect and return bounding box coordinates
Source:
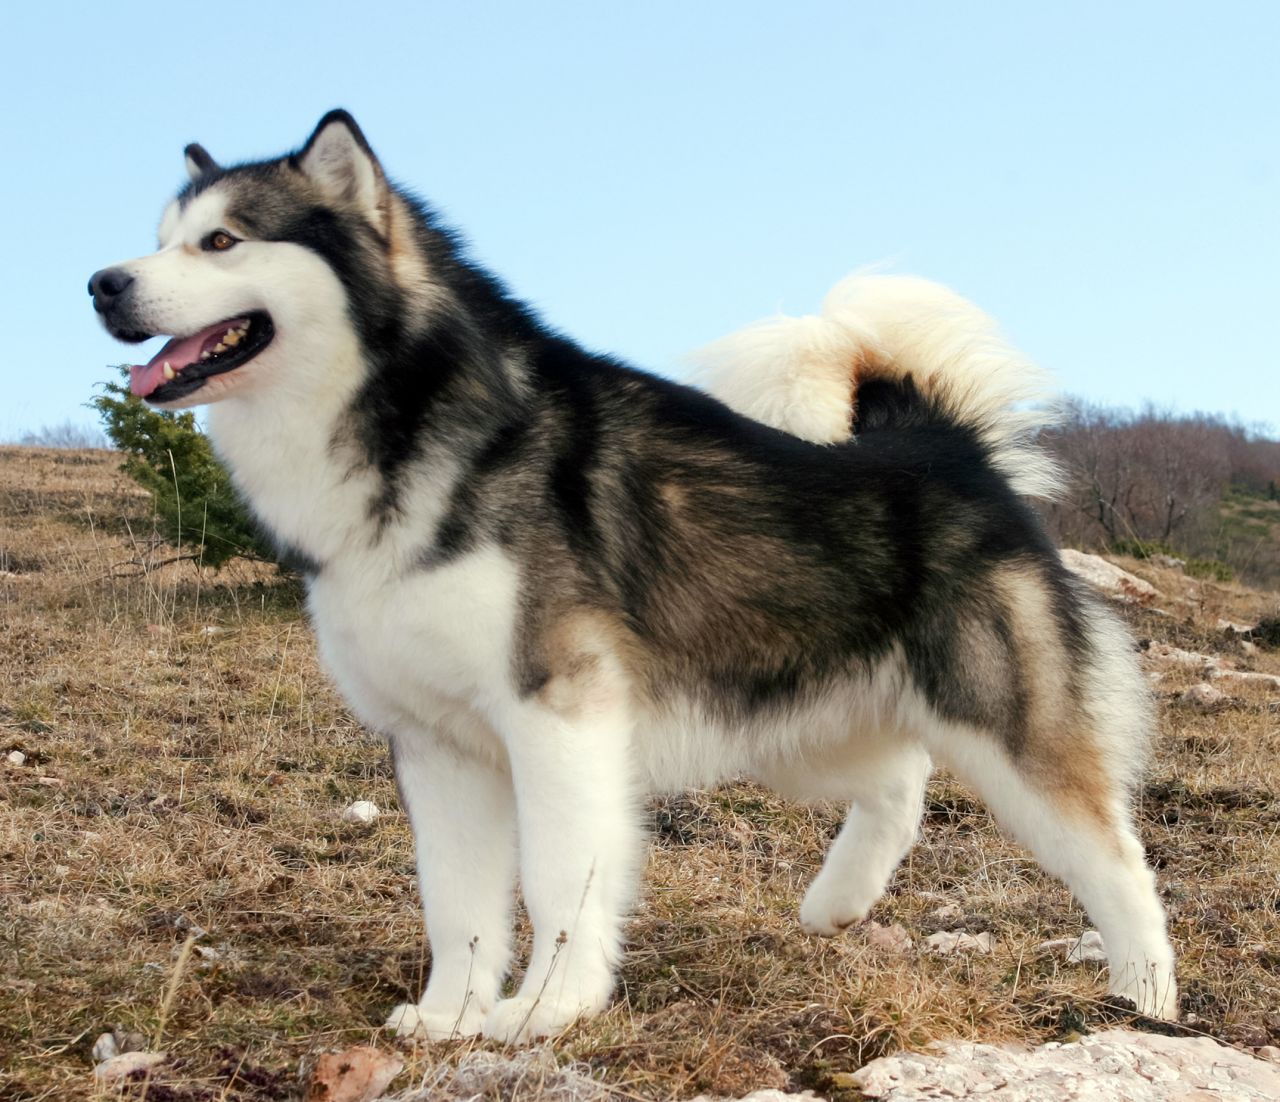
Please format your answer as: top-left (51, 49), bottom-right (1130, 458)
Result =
top-left (89, 111), bottom-right (1177, 1040)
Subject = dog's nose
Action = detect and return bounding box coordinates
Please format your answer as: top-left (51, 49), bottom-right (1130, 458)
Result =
top-left (88, 268), bottom-right (133, 313)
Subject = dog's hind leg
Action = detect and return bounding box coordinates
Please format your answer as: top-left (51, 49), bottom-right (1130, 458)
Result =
top-left (924, 722), bottom-right (1177, 1019)
top-left (787, 742), bottom-right (933, 935)
top-left (384, 732), bottom-right (517, 1040)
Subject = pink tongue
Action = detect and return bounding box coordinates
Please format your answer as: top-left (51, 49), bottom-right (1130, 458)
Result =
top-left (129, 318), bottom-right (249, 397)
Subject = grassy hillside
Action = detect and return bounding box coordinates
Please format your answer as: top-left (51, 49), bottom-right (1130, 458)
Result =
top-left (2, 447), bottom-right (1278, 1101)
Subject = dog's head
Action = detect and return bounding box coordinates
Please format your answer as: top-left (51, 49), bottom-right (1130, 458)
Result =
top-left (89, 111), bottom-right (403, 410)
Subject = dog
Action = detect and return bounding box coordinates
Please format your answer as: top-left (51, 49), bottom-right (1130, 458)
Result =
top-left (89, 110), bottom-right (1177, 1040)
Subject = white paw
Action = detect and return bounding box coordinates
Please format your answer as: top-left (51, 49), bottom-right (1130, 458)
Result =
top-left (799, 878), bottom-right (868, 937)
top-left (481, 995), bottom-right (596, 1044)
top-left (1109, 971), bottom-right (1179, 1021)
top-left (384, 998), bottom-right (486, 1040)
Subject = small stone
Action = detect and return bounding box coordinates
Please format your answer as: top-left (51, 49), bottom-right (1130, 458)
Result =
top-left (37, 775), bottom-right (63, 787)
top-left (865, 921), bottom-right (913, 953)
top-left (200, 625), bottom-right (222, 636)
top-left (928, 902), bottom-right (965, 923)
top-left (6, 750), bottom-right (25, 766)
top-left (91, 1032), bottom-right (119, 1063)
top-left (1258, 1046), bottom-right (1280, 1064)
top-left (305, 1046), bottom-right (403, 1102)
top-left (1036, 929), bottom-right (1108, 964)
top-left (1181, 682), bottom-right (1227, 710)
top-left (924, 930), bottom-right (994, 955)
top-left (94, 1050), bottom-right (167, 1081)
top-left (341, 800), bottom-right (380, 825)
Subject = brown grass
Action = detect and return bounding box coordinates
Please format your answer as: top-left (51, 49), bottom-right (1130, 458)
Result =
top-left (2, 446), bottom-right (1278, 1101)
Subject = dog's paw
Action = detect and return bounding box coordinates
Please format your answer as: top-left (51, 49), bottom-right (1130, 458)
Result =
top-left (481, 995), bottom-right (591, 1044)
top-left (384, 999), bottom-right (485, 1040)
top-left (799, 879), bottom-right (867, 937)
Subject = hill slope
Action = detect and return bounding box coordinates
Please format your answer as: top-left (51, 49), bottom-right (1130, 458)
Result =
top-left (1, 447), bottom-right (1278, 1101)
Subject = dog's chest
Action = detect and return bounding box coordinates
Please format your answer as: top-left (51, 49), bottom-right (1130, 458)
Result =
top-left (305, 545), bottom-right (521, 734)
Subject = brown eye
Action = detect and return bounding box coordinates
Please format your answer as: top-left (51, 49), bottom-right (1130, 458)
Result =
top-left (203, 230), bottom-right (237, 252)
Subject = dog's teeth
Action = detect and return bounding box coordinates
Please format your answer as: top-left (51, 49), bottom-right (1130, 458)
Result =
top-left (201, 350), bottom-right (211, 360)
top-left (213, 342), bottom-right (227, 354)
top-left (224, 330), bottom-right (241, 346)
top-left (163, 362), bottom-right (175, 380)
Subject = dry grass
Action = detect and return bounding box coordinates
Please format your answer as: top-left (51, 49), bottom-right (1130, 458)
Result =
top-left (1, 446), bottom-right (1277, 1101)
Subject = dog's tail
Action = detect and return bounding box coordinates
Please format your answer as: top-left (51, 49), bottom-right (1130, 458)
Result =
top-left (690, 274), bottom-right (1063, 499)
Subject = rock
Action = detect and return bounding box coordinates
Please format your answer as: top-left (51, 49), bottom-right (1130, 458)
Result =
top-left (1180, 682), bottom-right (1228, 710)
top-left (1258, 1046), bottom-right (1280, 1064)
top-left (304, 1046), bottom-right (403, 1102)
top-left (864, 921), bottom-right (913, 953)
top-left (94, 1050), bottom-right (167, 1081)
top-left (1059, 550), bottom-right (1159, 606)
top-left (1143, 641), bottom-right (1220, 672)
top-left (924, 930), bottom-right (994, 955)
top-left (341, 800), bottom-right (380, 825)
top-left (1036, 929), bottom-right (1108, 964)
top-left (1152, 554), bottom-right (1186, 570)
top-left (927, 902), bottom-right (965, 923)
top-left (850, 1029), bottom-right (1280, 1100)
top-left (6, 750), bottom-right (25, 766)
top-left (91, 1032), bottom-right (119, 1063)
top-left (1215, 669), bottom-right (1280, 690)
top-left (388, 1046), bottom-right (609, 1101)
top-left (1218, 618), bottom-right (1256, 635)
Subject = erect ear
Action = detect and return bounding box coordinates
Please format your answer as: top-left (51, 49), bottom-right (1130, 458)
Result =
top-left (297, 109), bottom-right (387, 229)
top-left (184, 142), bottom-right (220, 181)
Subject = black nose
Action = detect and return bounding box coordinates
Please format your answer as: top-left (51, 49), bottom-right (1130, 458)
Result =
top-left (88, 268), bottom-right (133, 313)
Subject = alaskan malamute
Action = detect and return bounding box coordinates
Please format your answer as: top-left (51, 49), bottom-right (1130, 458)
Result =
top-left (89, 111), bottom-right (1176, 1040)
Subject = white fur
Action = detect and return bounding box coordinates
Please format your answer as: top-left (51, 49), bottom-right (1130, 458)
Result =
top-left (691, 274), bottom-right (1063, 499)
top-left (103, 185), bottom-right (1175, 1038)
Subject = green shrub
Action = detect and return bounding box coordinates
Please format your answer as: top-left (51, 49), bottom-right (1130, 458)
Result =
top-left (1183, 558), bottom-right (1235, 583)
top-left (1109, 538), bottom-right (1177, 561)
top-left (91, 370), bottom-right (275, 569)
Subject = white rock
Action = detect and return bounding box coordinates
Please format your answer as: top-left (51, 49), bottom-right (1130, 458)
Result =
top-left (1218, 618), bottom-right (1256, 635)
top-left (342, 800), bottom-right (380, 825)
top-left (1181, 682), bottom-right (1227, 710)
top-left (1036, 929), bottom-right (1108, 964)
top-left (924, 930), bottom-right (994, 955)
top-left (851, 1030), bottom-right (1280, 1100)
top-left (6, 750), bottom-right (26, 766)
top-left (91, 1032), bottom-right (119, 1063)
top-left (928, 902), bottom-right (965, 923)
top-left (1215, 669), bottom-right (1280, 690)
top-left (1060, 550), bottom-right (1159, 606)
top-left (94, 1050), bottom-right (167, 1081)
top-left (1144, 642), bottom-right (1220, 671)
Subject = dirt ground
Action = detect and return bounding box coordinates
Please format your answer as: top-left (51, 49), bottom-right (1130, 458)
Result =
top-left (2, 446), bottom-right (1277, 1101)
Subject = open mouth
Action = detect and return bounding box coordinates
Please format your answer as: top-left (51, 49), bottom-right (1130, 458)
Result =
top-left (130, 312), bottom-right (274, 402)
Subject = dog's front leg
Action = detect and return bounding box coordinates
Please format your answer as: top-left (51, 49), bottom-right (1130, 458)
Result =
top-left (384, 733), bottom-right (517, 1039)
top-left (482, 696), bottom-right (641, 1043)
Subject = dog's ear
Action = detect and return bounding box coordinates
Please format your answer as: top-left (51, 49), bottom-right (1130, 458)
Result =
top-left (184, 143), bottom-right (219, 182)
top-left (297, 110), bottom-right (387, 231)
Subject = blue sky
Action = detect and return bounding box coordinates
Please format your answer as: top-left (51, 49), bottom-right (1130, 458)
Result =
top-left (5, 1), bottom-right (1277, 440)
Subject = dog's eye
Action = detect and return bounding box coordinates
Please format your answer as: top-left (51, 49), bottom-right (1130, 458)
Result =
top-left (203, 230), bottom-right (237, 252)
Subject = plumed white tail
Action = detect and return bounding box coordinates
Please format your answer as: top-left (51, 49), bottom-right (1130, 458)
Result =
top-left (690, 275), bottom-right (1063, 499)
